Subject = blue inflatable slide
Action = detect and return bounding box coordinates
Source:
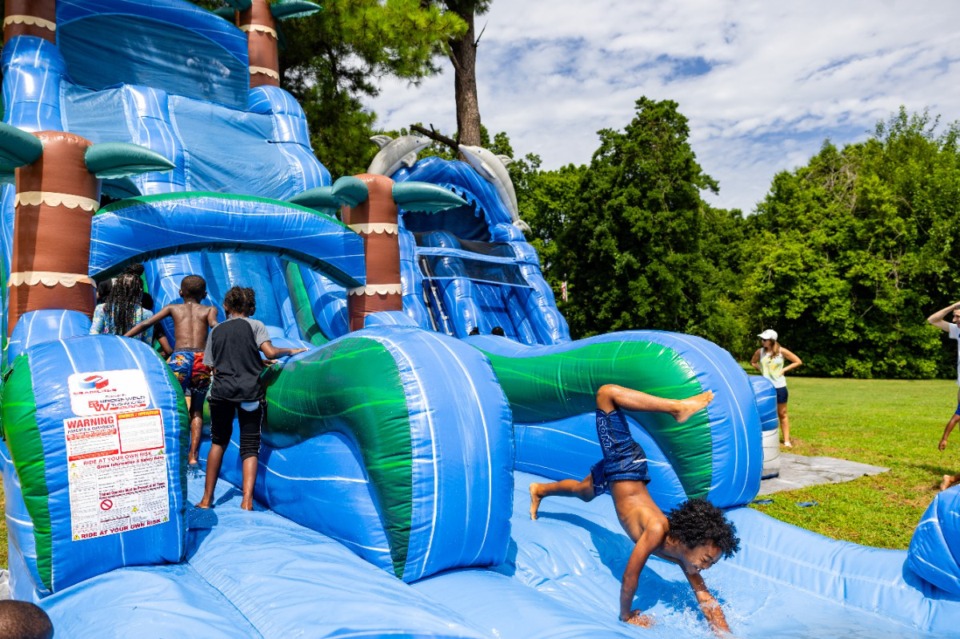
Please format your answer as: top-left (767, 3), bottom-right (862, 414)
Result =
top-left (0, 1), bottom-right (958, 637)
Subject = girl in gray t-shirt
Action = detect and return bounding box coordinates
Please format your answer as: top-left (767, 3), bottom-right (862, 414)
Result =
top-left (196, 286), bottom-right (306, 511)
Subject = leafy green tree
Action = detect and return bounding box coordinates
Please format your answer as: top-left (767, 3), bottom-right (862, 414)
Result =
top-left (277, 0), bottom-right (466, 177)
top-left (515, 159), bottom-right (585, 292)
top-left (554, 97), bottom-right (745, 349)
top-left (741, 108), bottom-right (960, 378)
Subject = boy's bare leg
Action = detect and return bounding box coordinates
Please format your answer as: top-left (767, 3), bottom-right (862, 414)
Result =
top-left (196, 443), bottom-right (225, 508)
top-left (240, 456), bottom-right (258, 511)
top-left (188, 408), bottom-right (202, 465)
top-left (597, 384), bottom-right (713, 424)
top-left (530, 475), bottom-right (595, 519)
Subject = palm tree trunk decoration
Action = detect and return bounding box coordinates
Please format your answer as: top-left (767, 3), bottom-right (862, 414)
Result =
top-left (3, 0), bottom-right (56, 43)
top-left (221, 0), bottom-right (320, 89)
top-left (0, 124), bottom-right (174, 335)
top-left (291, 175), bottom-right (467, 331)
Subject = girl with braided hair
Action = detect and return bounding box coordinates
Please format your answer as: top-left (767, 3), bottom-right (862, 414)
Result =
top-left (90, 273), bottom-right (154, 344)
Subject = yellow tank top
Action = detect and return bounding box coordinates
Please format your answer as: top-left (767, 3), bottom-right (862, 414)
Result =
top-left (760, 349), bottom-right (787, 388)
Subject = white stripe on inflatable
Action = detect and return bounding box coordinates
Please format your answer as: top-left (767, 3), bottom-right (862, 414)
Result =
top-left (431, 334), bottom-right (494, 566)
top-left (320, 536), bottom-right (389, 555)
top-left (260, 464), bottom-right (369, 484)
top-left (5, 514), bottom-right (33, 527)
top-left (56, 338), bottom-right (81, 377)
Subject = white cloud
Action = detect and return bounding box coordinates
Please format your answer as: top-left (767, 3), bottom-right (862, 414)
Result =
top-left (364, 1), bottom-right (960, 213)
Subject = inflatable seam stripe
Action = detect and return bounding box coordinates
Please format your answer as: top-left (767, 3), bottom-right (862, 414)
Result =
top-left (1, 354), bottom-right (54, 589)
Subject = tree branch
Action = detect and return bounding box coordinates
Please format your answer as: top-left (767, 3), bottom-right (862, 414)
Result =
top-left (475, 21), bottom-right (487, 46)
top-left (411, 123), bottom-right (460, 153)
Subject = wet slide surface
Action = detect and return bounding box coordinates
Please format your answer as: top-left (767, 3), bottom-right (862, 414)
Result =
top-left (42, 465), bottom-right (948, 638)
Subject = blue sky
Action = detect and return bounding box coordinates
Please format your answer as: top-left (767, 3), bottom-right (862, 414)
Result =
top-left (365, 0), bottom-right (960, 214)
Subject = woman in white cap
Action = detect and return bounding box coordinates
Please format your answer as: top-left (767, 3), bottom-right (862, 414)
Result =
top-left (751, 329), bottom-right (803, 447)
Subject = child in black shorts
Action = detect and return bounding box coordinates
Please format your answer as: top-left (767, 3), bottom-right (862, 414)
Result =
top-left (196, 287), bottom-right (306, 511)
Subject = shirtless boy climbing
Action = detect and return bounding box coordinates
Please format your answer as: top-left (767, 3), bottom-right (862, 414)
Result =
top-left (126, 275), bottom-right (218, 465)
top-left (530, 384), bottom-right (740, 635)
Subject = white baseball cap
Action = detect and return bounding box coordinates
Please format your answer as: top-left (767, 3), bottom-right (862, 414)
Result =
top-left (757, 329), bottom-right (778, 341)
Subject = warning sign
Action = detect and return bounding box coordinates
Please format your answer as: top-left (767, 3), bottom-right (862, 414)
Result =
top-left (67, 449), bottom-right (169, 541)
top-left (64, 371), bottom-right (169, 541)
top-left (117, 410), bottom-right (164, 453)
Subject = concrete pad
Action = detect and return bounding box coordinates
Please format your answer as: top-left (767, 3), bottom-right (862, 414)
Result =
top-left (757, 453), bottom-right (888, 496)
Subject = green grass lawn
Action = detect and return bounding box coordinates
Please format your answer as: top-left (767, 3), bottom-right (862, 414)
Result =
top-left (0, 377), bottom-right (953, 569)
top-left (749, 375), bottom-right (957, 549)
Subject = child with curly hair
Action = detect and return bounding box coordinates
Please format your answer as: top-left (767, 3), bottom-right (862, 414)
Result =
top-left (196, 286), bottom-right (306, 511)
top-left (529, 384), bottom-right (740, 635)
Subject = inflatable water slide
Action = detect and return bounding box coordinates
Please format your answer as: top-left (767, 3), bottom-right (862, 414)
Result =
top-left (0, 1), bottom-right (958, 637)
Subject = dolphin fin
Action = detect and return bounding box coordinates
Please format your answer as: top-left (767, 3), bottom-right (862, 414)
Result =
top-left (513, 219), bottom-right (531, 234)
top-left (399, 151), bottom-right (419, 168)
top-left (370, 135), bottom-right (393, 149)
top-left (497, 155), bottom-right (513, 167)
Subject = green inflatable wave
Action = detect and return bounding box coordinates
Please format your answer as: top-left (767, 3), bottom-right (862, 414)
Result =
top-left (263, 336), bottom-right (414, 577)
top-left (478, 339), bottom-right (712, 498)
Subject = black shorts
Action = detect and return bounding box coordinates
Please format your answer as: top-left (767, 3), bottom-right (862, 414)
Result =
top-left (775, 386), bottom-right (789, 404)
top-left (209, 398), bottom-right (263, 460)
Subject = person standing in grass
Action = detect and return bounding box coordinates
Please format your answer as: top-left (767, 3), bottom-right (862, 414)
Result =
top-left (751, 329), bottom-right (802, 447)
top-left (926, 301), bottom-right (960, 490)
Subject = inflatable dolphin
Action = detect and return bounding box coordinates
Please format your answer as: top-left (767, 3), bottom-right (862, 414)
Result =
top-left (458, 144), bottom-right (523, 231)
top-left (368, 134), bottom-right (431, 176)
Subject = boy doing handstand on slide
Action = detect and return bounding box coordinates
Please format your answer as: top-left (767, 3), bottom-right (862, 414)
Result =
top-left (530, 384), bottom-right (740, 635)
top-left (126, 275), bottom-right (218, 465)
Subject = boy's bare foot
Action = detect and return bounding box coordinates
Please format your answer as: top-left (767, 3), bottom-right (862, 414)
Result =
top-left (529, 483), bottom-right (543, 520)
top-left (240, 498), bottom-right (254, 511)
top-left (673, 391), bottom-right (714, 424)
top-left (941, 475), bottom-right (955, 491)
top-left (196, 498), bottom-right (212, 509)
top-left (188, 458), bottom-right (199, 466)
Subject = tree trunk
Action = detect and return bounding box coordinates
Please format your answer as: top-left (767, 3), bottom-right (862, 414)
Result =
top-left (447, 8), bottom-right (482, 147)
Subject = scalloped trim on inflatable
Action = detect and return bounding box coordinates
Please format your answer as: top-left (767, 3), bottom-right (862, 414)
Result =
top-left (240, 24), bottom-right (278, 38)
top-left (348, 223), bottom-right (398, 235)
top-left (3, 15), bottom-right (56, 32)
top-left (8, 271), bottom-right (95, 287)
top-left (15, 192), bottom-right (99, 212)
top-left (348, 284), bottom-right (403, 296)
top-left (249, 66), bottom-right (280, 80)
